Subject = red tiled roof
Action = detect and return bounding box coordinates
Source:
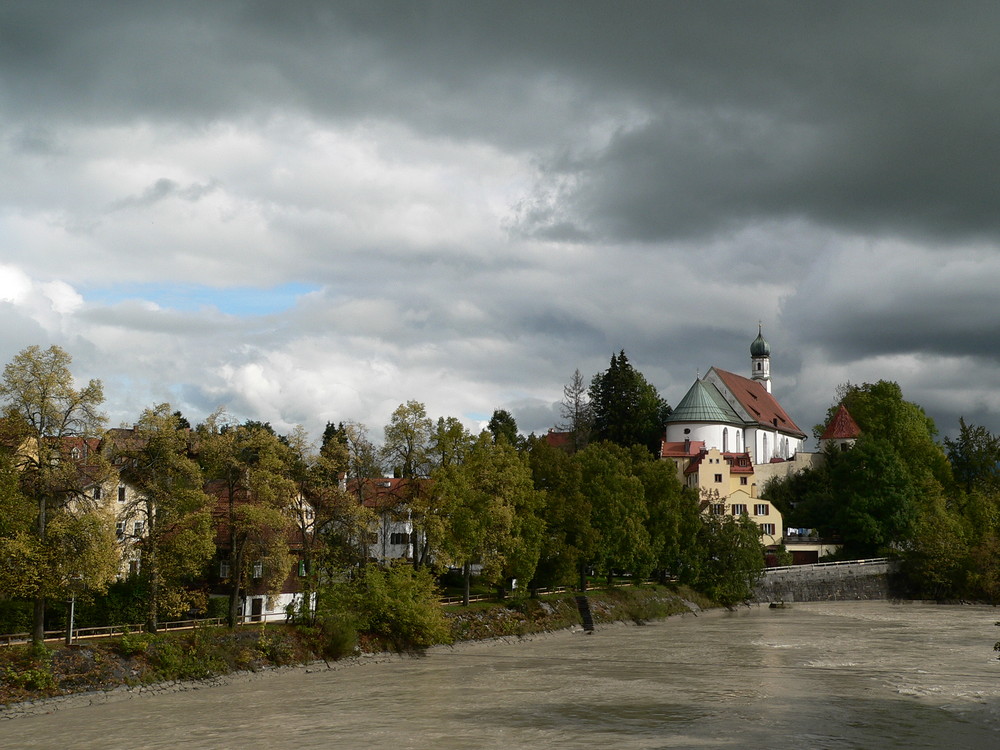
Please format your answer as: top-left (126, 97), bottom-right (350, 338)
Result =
top-left (660, 439), bottom-right (705, 458)
top-left (710, 368), bottom-right (807, 438)
top-left (725, 452), bottom-right (754, 473)
top-left (544, 430), bottom-right (574, 449)
top-left (346, 477), bottom-right (428, 509)
top-left (684, 451), bottom-right (705, 475)
top-left (820, 404), bottom-right (862, 441)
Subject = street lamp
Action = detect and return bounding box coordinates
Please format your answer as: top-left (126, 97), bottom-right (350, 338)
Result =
top-left (65, 574), bottom-right (84, 646)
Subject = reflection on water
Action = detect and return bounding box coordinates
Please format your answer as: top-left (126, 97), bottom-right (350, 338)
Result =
top-left (13, 601), bottom-right (1000, 749)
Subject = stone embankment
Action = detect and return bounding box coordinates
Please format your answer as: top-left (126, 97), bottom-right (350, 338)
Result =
top-left (753, 559), bottom-right (898, 603)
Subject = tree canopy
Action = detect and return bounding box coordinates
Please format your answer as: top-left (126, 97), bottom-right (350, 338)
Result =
top-left (115, 404), bottom-right (215, 632)
top-left (823, 380), bottom-right (951, 486)
top-left (0, 345), bottom-right (115, 646)
top-left (487, 409), bottom-right (520, 448)
top-left (589, 351), bottom-right (670, 455)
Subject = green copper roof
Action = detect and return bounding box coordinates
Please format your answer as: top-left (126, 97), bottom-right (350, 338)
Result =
top-left (665, 379), bottom-right (744, 424)
top-left (750, 326), bottom-right (770, 357)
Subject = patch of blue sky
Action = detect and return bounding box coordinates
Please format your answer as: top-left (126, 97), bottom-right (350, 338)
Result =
top-left (84, 282), bottom-right (321, 317)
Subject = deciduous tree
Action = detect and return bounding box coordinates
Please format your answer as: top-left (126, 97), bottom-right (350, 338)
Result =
top-left (283, 424), bottom-right (367, 623)
top-left (382, 401), bottom-right (432, 478)
top-left (689, 514), bottom-right (764, 606)
top-left (0, 345), bottom-right (115, 646)
top-left (527, 436), bottom-right (595, 589)
top-left (434, 434), bottom-right (545, 603)
top-left (113, 404), bottom-right (215, 632)
top-left (198, 412), bottom-right (295, 628)
top-left (824, 380), bottom-right (951, 486)
top-left (575, 442), bottom-right (653, 582)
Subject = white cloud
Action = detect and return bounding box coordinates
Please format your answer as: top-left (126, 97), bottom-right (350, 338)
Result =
top-left (0, 264), bottom-right (32, 303)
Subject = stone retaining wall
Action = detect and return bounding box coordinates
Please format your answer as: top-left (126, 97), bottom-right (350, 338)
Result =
top-left (753, 560), bottom-right (898, 603)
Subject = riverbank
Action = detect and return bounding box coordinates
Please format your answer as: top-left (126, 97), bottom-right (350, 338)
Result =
top-left (1, 584), bottom-right (713, 719)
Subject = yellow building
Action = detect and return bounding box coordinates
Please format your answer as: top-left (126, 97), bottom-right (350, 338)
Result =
top-left (662, 443), bottom-right (784, 546)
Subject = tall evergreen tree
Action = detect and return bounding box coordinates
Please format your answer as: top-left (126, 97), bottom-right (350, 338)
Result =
top-left (487, 409), bottom-right (520, 447)
top-left (945, 418), bottom-right (1000, 495)
top-left (589, 351), bottom-right (670, 455)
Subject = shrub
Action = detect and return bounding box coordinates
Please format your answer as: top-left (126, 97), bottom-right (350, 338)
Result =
top-left (117, 629), bottom-right (155, 656)
top-left (2, 664), bottom-right (56, 692)
top-left (318, 563), bottom-right (451, 652)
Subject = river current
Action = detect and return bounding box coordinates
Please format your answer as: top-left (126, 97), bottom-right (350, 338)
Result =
top-left (10, 601), bottom-right (1000, 749)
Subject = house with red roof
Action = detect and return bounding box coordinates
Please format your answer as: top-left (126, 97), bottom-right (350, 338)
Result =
top-left (347, 476), bottom-right (422, 563)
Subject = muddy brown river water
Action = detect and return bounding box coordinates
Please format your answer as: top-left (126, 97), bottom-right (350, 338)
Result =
top-left (9, 601), bottom-right (1000, 749)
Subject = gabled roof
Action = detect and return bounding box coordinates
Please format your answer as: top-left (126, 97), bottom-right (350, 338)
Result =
top-left (664, 379), bottom-right (744, 424)
top-left (660, 439), bottom-right (705, 458)
top-left (709, 367), bottom-right (807, 438)
top-left (820, 404), bottom-right (861, 441)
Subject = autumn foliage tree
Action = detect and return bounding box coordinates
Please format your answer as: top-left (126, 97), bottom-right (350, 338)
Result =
top-left (198, 412), bottom-right (295, 628)
top-left (0, 345), bottom-right (117, 647)
top-left (113, 404), bottom-right (215, 632)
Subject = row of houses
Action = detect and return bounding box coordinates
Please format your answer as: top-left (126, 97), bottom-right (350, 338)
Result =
top-left (44, 430), bottom-right (420, 624)
top-left (22, 327), bottom-right (853, 622)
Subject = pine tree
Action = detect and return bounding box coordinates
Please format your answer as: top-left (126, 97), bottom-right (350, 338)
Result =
top-left (589, 351), bottom-right (670, 455)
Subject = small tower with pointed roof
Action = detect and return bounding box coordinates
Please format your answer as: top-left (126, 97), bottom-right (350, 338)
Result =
top-left (819, 404), bottom-right (861, 453)
top-left (750, 324), bottom-right (771, 394)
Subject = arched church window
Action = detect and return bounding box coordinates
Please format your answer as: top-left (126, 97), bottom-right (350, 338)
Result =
top-left (723, 428), bottom-right (729, 453)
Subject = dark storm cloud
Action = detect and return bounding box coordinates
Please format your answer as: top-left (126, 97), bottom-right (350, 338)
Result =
top-left (3, 1), bottom-right (1000, 441)
top-left (5, 2), bottom-right (999, 243)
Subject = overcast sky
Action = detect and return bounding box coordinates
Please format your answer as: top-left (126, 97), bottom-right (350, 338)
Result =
top-left (2, 1), bottom-right (999, 448)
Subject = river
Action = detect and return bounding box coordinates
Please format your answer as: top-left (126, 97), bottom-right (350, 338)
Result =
top-left (10, 601), bottom-right (1000, 749)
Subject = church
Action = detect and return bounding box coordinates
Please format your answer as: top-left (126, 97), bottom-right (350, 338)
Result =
top-left (661, 327), bottom-right (839, 561)
top-left (662, 326), bottom-right (807, 463)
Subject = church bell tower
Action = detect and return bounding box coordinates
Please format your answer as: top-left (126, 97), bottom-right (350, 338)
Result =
top-left (750, 324), bottom-right (771, 393)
